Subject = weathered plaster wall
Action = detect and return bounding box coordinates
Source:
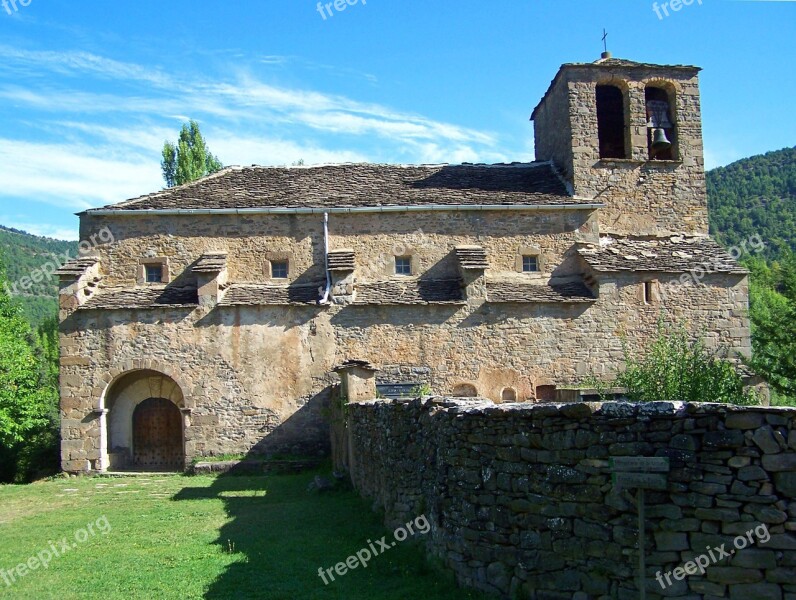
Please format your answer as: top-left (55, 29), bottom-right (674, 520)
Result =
top-left (345, 398), bottom-right (796, 599)
top-left (60, 206), bottom-right (750, 472)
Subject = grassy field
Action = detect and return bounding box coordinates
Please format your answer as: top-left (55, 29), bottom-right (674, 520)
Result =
top-left (0, 470), bottom-right (496, 600)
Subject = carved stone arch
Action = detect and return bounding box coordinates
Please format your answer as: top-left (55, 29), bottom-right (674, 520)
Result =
top-left (97, 359), bottom-right (194, 411)
top-left (97, 365), bottom-right (190, 471)
top-left (643, 79), bottom-right (679, 160)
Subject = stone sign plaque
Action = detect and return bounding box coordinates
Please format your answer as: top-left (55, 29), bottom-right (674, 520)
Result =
top-left (376, 384), bottom-right (417, 399)
top-left (609, 457), bottom-right (670, 473)
top-left (612, 471), bottom-right (668, 491)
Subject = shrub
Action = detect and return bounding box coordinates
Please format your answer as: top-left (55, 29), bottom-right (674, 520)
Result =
top-left (613, 321), bottom-right (757, 405)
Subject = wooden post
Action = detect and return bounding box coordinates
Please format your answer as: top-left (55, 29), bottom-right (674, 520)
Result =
top-left (638, 488), bottom-right (646, 600)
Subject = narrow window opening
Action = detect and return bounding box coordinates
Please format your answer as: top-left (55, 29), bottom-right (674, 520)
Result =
top-left (644, 281), bottom-right (653, 304)
top-left (522, 255), bottom-right (539, 273)
top-left (145, 264), bottom-right (163, 283)
top-left (646, 87), bottom-right (676, 160)
top-left (596, 85), bottom-right (627, 159)
top-left (395, 256), bottom-right (412, 276)
top-left (271, 260), bottom-right (289, 279)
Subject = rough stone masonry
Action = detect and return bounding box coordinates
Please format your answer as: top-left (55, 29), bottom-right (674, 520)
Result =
top-left (343, 398), bottom-right (796, 600)
top-left (57, 55), bottom-right (756, 473)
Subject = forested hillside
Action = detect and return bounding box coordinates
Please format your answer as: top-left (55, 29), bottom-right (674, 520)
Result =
top-left (0, 225), bottom-right (78, 327)
top-left (707, 146), bottom-right (796, 256)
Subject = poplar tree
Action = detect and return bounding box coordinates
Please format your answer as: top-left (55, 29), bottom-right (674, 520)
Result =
top-left (161, 120), bottom-right (223, 188)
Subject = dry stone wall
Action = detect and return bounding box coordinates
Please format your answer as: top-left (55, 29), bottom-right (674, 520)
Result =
top-left (345, 398), bottom-right (796, 599)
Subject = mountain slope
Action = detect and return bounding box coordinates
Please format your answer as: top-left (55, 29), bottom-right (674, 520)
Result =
top-left (0, 225), bottom-right (78, 327)
top-left (707, 146), bottom-right (796, 257)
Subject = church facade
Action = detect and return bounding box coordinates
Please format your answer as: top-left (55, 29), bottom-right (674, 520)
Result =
top-left (58, 56), bottom-right (752, 473)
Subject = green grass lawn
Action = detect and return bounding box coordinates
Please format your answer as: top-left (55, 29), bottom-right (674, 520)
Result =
top-left (0, 470), bottom-right (496, 599)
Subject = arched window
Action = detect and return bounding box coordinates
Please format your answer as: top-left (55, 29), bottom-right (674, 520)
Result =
top-left (596, 85), bottom-right (627, 159)
top-left (501, 388), bottom-right (517, 403)
top-left (645, 86), bottom-right (676, 160)
top-left (452, 383), bottom-right (478, 398)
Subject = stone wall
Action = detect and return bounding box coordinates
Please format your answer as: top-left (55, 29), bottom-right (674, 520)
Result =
top-left (344, 398), bottom-right (796, 599)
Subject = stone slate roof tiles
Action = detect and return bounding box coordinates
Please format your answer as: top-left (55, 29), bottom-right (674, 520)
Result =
top-left (455, 246), bottom-right (489, 270)
top-left (86, 163), bottom-right (592, 212)
top-left (486, 280), bottom-right (596, 304)
top-left (577, 236), bottom-right (748, 275)
top-left (54, 256), bottom-right (98, 278)
top-left (218, 283), bottom-right (324, 306)
top-left (352, 279), bottom-right (466, 305)
top-left (327, 249), bottom-right (356, 271)
top-left (193, 252), bottom-right (228, 273)
top-left (80, 286), bottom-right (199, 310)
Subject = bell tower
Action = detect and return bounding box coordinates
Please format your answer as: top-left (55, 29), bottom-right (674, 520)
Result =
top-left (531, 56), bottom-right (708, 236)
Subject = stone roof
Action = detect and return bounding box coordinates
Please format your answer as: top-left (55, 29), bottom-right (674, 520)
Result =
top-left (532, 57), bottom-right (700, 121)
top-left (85, 163), bottom-right (592, 212)
top-left (455, 246), bottom-right (489, 270)
top-left (54, 256), bottom-right (98, 278)
top-left (193, 252), bottom-right (228, 273)
top-left (577, 236), bottom-right (748, 274)
top-left (327, 249), bottom-right (356, 271)
top-left (218, 283), bottom-right (324, 306)
top-left (486, 280), bottom-right (596, 304)
top-left (333, 359), bottom-right (379, 373)
top-left (352, 279), bottom-right (465, 305)
top-left (570, 57), bottom-right (700, 70)
top-left (80, 286), bottom-right (199, 310)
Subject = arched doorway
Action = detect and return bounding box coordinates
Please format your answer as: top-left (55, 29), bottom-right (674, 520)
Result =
top-left (132, 398), bottom-right (184, 471)
top-left (100, 369), bottom-right (187, 472)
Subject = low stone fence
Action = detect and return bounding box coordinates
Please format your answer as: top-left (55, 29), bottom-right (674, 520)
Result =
top-left (340, 398), bottom-right (796, 599)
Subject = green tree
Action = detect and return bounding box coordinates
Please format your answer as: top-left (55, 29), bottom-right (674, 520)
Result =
top-left (613, 320), bottom-right (756, 405)
top-left (161, 120), bottom-right (223, 188)
top-left (0, 266), bottom-right (59, 482)
top-left (748, 252), bottom-right (796, 398)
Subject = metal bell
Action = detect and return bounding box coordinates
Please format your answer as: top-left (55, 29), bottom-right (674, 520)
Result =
top-left (651, 128), bottom-right (672, 153)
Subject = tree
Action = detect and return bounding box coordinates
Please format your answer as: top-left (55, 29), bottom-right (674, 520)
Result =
top-left (610, 320), bottom-right (756, 405)
top-left (0, 265), bottom-right (59, 481)
top-left (748, 252), bottom-right (796, 399)
top-left (161, 120), bottom-right (223, 188)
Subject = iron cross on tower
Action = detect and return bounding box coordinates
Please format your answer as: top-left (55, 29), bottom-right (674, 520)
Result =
top-left (602, 29), bottom-right (608, 54)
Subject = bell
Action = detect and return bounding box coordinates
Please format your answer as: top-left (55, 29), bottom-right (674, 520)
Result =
top-left (651, 128), bottom-right (672, 153)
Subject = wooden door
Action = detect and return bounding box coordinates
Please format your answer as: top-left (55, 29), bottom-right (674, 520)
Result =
top-left (133, 398), bottom-right (183, 471)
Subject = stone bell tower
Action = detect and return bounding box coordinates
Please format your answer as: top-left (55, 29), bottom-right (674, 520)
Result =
top-left (531, 54), bottom-right (709, 237)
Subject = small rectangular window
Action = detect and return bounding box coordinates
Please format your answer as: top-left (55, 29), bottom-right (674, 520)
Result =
top-left (145, 264), bottom-right (163, 283)
top-left (522, 255), bottom-right (539, 273)
top-left (271, 260), bottom-right (289, 279)
top-left (644, 281), bottom-right (655, 304)
top-left (395, 257), bottom-right (412, 276)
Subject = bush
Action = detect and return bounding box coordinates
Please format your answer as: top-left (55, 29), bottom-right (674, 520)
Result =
top-left (610, 321), bottom-right (757, 405)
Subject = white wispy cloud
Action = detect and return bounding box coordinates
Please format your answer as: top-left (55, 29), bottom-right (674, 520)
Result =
top-left (0, 46), bottom-right (507, 230)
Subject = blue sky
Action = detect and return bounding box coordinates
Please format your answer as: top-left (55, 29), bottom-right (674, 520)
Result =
top-left (0, 0), bottom-right (794, 240)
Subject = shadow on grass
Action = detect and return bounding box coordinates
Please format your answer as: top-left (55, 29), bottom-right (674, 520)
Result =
top-left (173, 467), bottom-right (497, 600)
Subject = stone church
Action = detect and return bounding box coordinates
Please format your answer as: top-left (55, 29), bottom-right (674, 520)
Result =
top-left (58, 55), bottom-right (752, 473)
